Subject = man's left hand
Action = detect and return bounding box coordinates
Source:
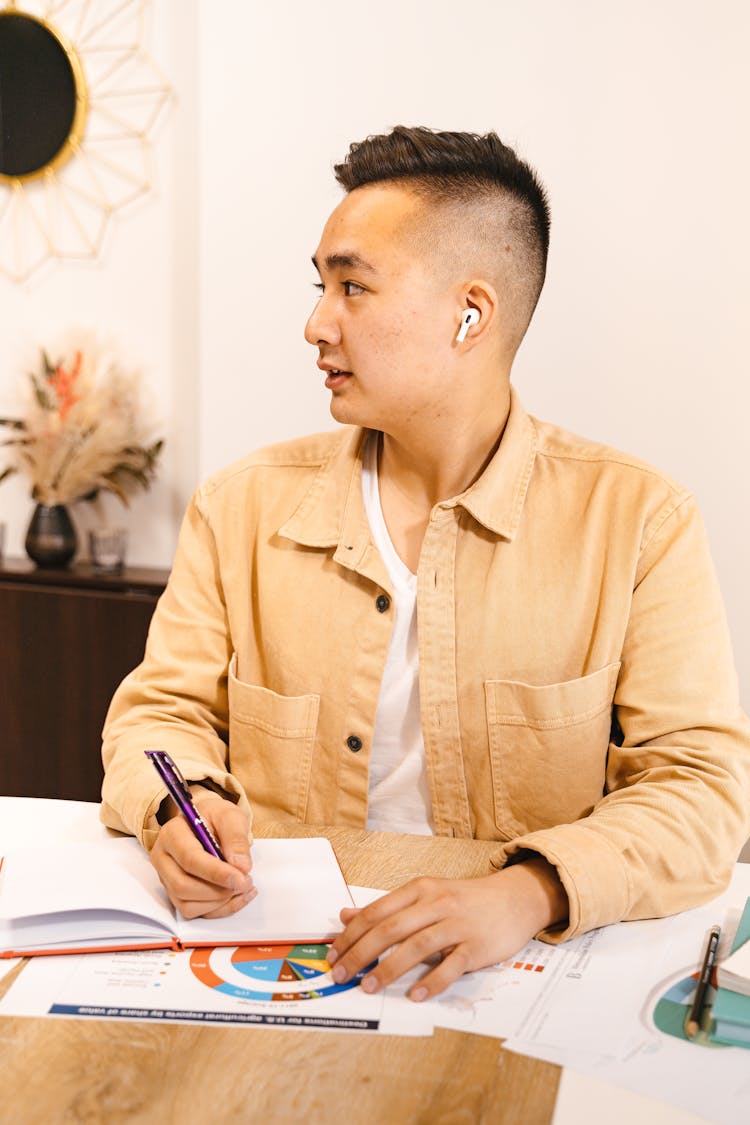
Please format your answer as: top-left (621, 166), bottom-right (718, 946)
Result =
top-left (325, 856), bottom-right (568, 1002)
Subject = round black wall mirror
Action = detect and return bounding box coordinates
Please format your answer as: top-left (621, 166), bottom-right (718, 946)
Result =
top-left (0, 10), bottom-right (87, 181)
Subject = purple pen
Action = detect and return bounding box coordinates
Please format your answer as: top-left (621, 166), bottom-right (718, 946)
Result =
top-left (145, 749), bottom-right (226, 861)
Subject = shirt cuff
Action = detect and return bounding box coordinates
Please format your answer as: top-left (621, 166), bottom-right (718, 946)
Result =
top-left (101, 742), bottom-right (252, 851)
top-left (491, 823), bottom-right (633, 942)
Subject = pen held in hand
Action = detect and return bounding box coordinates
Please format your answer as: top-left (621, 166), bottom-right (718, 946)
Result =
top-left (145, 749), bottom-right (226, 861)
top-left (685, 924), bottom-right (721, 1039)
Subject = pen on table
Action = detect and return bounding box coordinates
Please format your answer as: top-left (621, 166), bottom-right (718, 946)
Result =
top-left (144, 749), bottom-right (226, 861)
top-left (685, 923), bottom-right (721, 1039)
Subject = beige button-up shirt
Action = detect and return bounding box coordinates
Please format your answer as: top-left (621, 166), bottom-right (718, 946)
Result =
top-left (101, 389), bottom-right (750, 941)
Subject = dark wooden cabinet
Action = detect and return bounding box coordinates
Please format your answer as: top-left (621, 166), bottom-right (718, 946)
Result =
top-left (0, 558), bottom-right (169, 801)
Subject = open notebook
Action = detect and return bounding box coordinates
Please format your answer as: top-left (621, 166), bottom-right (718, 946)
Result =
top-left (0, 836), bottom-right (352, 957)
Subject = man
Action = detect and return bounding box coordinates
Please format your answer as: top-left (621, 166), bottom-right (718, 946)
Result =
top-left (102, 126), bottom-right (750, 1003)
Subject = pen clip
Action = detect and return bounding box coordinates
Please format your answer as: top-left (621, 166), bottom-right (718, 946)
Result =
top-left (166, 755), bottom-right (188, 790)
top-left (146, 749), bottom-right (186, 791)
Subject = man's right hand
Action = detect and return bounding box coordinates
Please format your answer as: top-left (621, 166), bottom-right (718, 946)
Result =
top-left (150, 788), bottom-right (255, 919)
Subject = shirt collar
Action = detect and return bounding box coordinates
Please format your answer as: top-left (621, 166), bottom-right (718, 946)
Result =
top-left (444, 385), bottom-right (537, 539)
top-left (279, 385), bottom-right (537, 550)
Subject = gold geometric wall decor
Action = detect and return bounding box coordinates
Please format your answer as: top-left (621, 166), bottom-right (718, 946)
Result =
top-left (0, 0), bottom-right (171, 283)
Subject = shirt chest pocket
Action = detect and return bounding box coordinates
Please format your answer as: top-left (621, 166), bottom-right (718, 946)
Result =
top-left (228, 654), bottom-right (320, 823)
top-left (484, 662), bottom-right (620, 838)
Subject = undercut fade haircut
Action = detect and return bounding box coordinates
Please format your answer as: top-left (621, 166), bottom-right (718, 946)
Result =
top-left (334, 126), bottom-right (551, 348)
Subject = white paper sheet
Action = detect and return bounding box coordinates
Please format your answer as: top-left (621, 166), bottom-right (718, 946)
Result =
top-left (502, 865), bottom-right (750, 1125)
top-left (0, 939), bottom-right (435, 1036)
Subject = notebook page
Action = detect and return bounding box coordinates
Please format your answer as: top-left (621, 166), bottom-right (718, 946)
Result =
top-left (177, 837), bottom-right (352, 945)
top-left (0, 838), bottom-right (176, 940)
top-left (0, 910), bottom-right (176, 951)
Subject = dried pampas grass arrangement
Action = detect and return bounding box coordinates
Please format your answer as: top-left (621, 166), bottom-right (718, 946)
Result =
top-left (0, 333), bottom-right (163, 507)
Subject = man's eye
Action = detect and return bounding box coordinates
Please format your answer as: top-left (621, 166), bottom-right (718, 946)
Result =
top-left (313, 282), bottom-right (324, 292)
top-left (343, 281), bottom-right (364, 296)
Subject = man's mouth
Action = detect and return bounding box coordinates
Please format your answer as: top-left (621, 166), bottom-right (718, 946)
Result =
top-left (325, 370), bottom-right (352, 388)
top-left (318, 362), bottom-right (352, 387)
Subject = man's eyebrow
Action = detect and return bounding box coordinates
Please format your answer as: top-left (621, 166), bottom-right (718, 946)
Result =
top-left (311, 252), bottom-right (378, 274)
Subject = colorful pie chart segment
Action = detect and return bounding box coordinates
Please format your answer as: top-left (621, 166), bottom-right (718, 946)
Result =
top-left (189, 943), bottom-right (367, 1001)
top-left (652, 971), bottom-right (726, 1047)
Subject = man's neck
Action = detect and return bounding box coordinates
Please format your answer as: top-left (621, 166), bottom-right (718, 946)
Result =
top-left (379, 384), bottom-right (511, 508)
top-left (375, 384), bottom-right (512, 573)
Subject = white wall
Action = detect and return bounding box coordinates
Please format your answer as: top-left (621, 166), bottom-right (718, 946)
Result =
top-left (1, 1), bottom-right (748, 711)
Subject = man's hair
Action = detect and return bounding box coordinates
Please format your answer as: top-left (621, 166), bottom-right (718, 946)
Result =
top-left (334, 126), bottom-right (551, 352)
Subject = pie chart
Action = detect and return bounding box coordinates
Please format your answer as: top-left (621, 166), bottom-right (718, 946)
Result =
top-left (189, 942), bottom-right (369, 1002)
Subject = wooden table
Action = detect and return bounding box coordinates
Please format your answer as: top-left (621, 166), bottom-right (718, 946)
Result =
top-left (0, 824), bottom-right (561, 1124)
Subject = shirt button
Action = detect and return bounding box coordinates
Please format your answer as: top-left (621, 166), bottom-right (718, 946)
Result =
top-left (346, 735), bottom-right (363, 753)
top-left (375, 594), bottom-right (390, 613)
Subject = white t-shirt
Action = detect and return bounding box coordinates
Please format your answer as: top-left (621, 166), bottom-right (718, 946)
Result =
top-left (361, 434), bottom-right (435, 835)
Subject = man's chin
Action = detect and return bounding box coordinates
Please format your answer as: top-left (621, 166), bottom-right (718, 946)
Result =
top-left (329, 394), bottom-right (363, 426)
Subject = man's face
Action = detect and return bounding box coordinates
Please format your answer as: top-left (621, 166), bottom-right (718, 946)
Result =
top-left (305, 184), bottom-right (460, 434)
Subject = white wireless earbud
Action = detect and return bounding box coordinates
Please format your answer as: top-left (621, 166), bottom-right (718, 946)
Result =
top-left (456, 308), bottom-right (480, 343)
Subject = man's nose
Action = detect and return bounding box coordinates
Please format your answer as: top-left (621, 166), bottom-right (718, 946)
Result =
top-left (304, 295), bottom-right (341, 347)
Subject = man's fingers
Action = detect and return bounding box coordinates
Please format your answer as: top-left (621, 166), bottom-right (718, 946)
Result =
top-left (150, 798), bottom-right (255, 919)
top-left (330, 893), bottom-right (447, 984)
top-left (344, 918), bottom-right (461, 994)
top-left (180, 887), bottom-right (258, 921)
top-left (330, 881), bottom-right (424, 963)
top-left (338, 906), bottom-right (361, 923)
top-left (153, 844), bottom-right (258, 919)
top-left (155, 848), bottom-right (247, 903)
top-left (201, 798), bottom-right (254, 875)
top-left (404, 944), bottom-right (474, 1002)
top-left (159, 821), bottom-right (253, 894)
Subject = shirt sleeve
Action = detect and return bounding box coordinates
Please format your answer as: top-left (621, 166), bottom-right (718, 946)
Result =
top-left (100, 489), bottom-right (251, 849)
top-left (498, 494), bottom-right (750, 941)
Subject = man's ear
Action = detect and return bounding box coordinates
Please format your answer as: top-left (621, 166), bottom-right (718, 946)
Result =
top-left (455, 281), bottom-right (497, 348)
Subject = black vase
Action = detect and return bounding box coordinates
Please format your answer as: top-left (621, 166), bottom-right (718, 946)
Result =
top-left (25, 503), bottom-right (77, 567)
